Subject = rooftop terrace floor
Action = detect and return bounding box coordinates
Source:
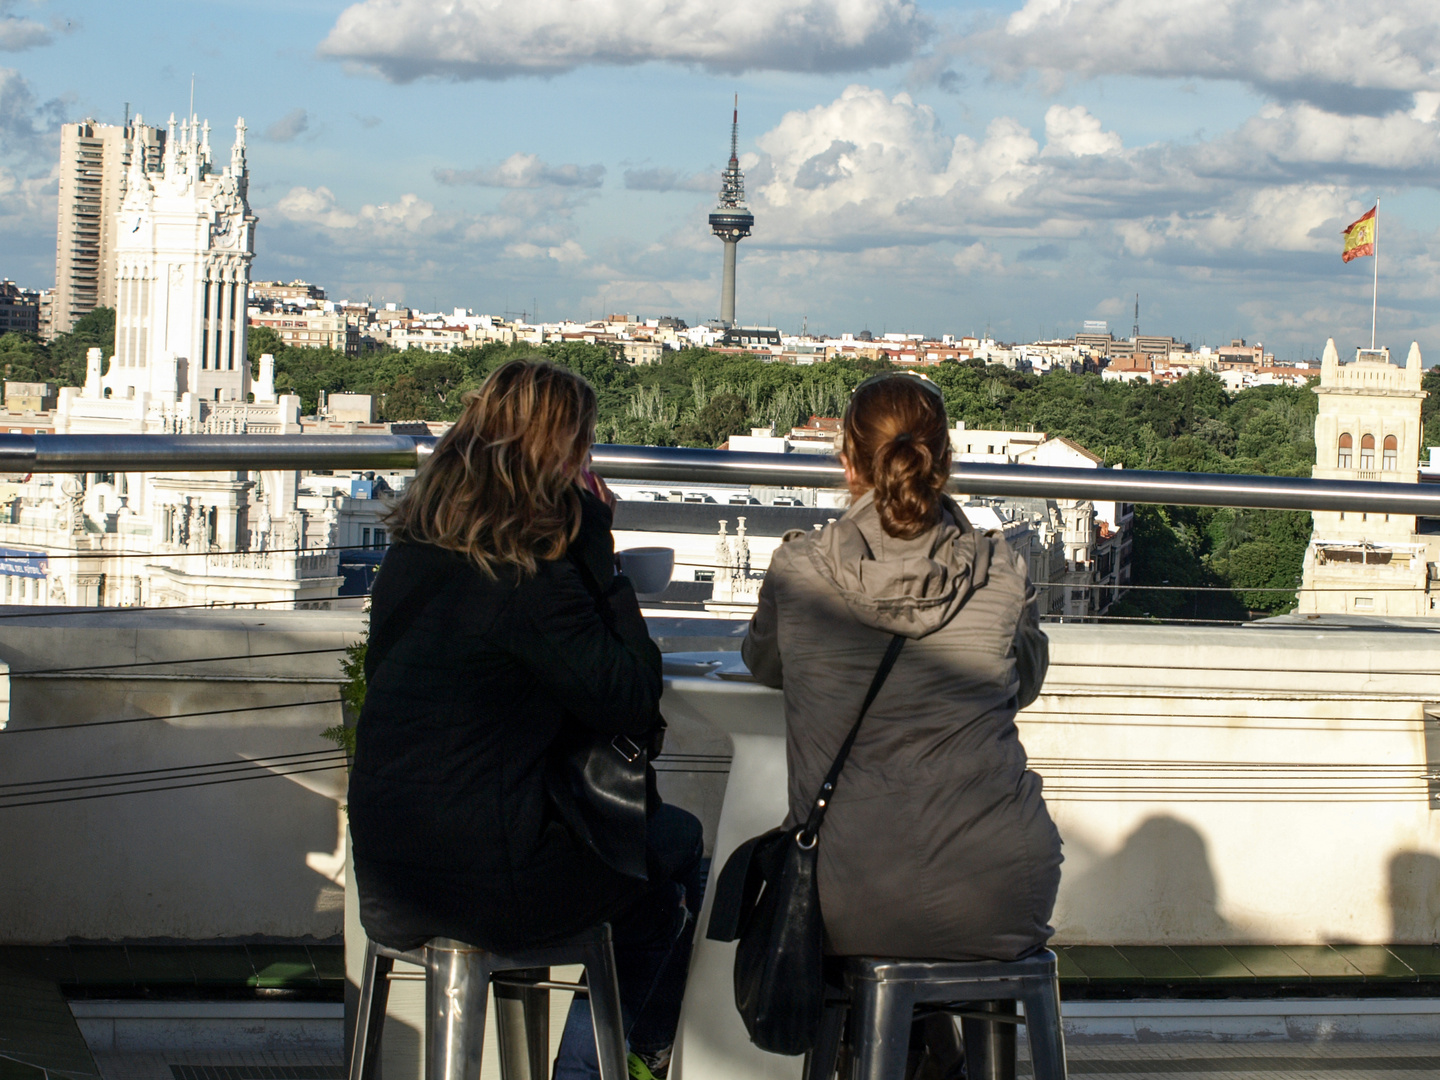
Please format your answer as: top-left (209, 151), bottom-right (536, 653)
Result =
top-left (74, 1042), bottom-right (1440, 1080)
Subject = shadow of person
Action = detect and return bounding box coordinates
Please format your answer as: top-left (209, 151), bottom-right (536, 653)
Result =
top-left (1055, 814), bottom-right (1230, 942)
top-left (1388, 851), bottom-right (1440, 942)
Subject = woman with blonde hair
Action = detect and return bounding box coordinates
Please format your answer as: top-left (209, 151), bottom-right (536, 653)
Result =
top-left (742, 373), bottom-right (1061, 1074)
top-left (348, 359), bottom-right (701, 1080)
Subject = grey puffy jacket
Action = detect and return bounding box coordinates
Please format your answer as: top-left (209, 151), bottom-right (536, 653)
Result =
top-left (742, 491), bottom-right (1062, 961)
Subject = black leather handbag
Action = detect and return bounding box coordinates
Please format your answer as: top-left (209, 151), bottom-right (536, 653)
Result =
top-left (706, 634), bottom-right (906, 1056)
top-left (546, 549), bottom-right (660, 881)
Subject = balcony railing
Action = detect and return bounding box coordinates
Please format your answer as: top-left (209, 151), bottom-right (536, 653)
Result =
top-left (3, 434), bottom-right (1440, 516)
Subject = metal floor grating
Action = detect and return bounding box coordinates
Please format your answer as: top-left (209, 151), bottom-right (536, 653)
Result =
top-left (169, 1069), bottom-right (344, 1080)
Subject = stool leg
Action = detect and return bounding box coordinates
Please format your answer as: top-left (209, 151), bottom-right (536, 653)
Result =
top-left (803, 1003), bottom-right (846, 1080)
top-left (959, 1001), bottom-right (1017, 1080)
top-left (847, 979), bottom-right (913, 1080)
top-left (1020, 977), bottom-right (1067, 1080)
top-left (426, 946), bottom-right (491, 1080)
top-left (494, 969), bottom-right (550, 1080)
top-left (580, 936), bottom-right (628, 1080)
top-left (350, 940), bottom-right (393, 1080)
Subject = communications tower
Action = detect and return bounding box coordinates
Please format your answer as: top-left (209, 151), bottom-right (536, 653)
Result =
top-left (708, 95), bottom-right (754, 328)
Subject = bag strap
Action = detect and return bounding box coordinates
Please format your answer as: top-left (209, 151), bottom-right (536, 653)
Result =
top-left (798, 633), bottom-right (906, 844)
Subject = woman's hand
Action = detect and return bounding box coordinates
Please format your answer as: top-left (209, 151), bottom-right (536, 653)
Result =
top-left (578, 465), bottom-right (616, 511)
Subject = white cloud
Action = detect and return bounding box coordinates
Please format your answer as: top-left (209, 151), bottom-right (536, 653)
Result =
top-left (436, 153), bottom-right (605, 189)
top-left (978, 0), bottom-right (1440, 115)
top-left (0, 67), bottom-right (63, 281)
top-left (319, 0), bottom-right (930, 81)
top-left (1209, 103), bottom-right (1440, 178)
top-left (0, 65), bottom-right (64, 157)
top-left (1041, 105), bottom-right (1122, 157)
top-left (623, 167), bottom-right (715, 193)
top-left (742, 84), bottom-right (1440, 272)
top-left (265, 108), bottom-right (310, 143)
top-left (0, 1), bottom-right (52, 51)
top-left (261, 184), bottom-right (594, 270)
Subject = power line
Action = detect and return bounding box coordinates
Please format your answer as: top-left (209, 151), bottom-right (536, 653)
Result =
top-left (14, 646), bottom-right (348, 677)
top-left (0, 748), bottom-right (345, 792)
top-left (0, 595), bottom-right (366, 622)
top-left (0, 762), bottom-right (348, 810)
top-left (0, 541), bottom-right (369, 563)
top-left (0, 696), bottom-right (341, 735)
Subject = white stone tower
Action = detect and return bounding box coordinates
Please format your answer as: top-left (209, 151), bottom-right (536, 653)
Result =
top-left (1297, 339), bottom-right (1435, 617)
top-left (108, 113), bottom-right (255, 404)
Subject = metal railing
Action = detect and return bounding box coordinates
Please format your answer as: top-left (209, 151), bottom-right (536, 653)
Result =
top-left (2, 434), bottom-right (1439, 515)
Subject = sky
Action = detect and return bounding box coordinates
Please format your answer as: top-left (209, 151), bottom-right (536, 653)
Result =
top-left (3, 0), bottom-right (1440, 360)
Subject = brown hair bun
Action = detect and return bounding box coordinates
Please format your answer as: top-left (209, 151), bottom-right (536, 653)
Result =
top-left (842, 376), bottom-right (951, 540)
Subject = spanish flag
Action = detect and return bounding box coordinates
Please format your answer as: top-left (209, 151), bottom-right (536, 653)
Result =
top-left (1342, 206), bottom-right (1376, 263)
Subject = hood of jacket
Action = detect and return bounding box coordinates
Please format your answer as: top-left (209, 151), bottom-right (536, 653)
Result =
top-left (806, 490), bottom-right (992, 639)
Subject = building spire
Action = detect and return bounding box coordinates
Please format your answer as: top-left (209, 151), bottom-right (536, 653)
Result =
top-left (230, 117), bottom-right (248, 180)
top-left (718, 94), bottom-right (746, 209)
top-left (730, 93), bottom-right (739, 167)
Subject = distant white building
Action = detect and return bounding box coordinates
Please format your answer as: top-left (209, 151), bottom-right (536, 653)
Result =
top-left (0, 115), bottom-right (345, 610)
top-left (1297, 340), bottom-right (1438, 618)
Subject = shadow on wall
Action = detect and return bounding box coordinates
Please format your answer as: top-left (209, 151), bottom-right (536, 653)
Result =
top-left (1055, 814), bottom-right (1231, 944)
top-left (1389, 851), bottom-right (1440, 943)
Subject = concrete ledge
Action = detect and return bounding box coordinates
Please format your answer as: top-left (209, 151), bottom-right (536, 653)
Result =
top-left (1056, 998), bottom-right (1440, 1043)
top-left (69, 1001), bottom-right (342, 1053)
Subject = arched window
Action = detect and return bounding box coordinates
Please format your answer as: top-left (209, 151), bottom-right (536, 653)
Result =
top-left (1360, 433), bottom-right (1376, 470)
top-left (1383, 434), bottom-right (1398, 471)
top-left (1338, 432), bottom-right (1353, 469)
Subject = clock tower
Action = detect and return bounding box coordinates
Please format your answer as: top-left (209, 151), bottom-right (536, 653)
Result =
top-left (109, 113), bottom-right (255, 403)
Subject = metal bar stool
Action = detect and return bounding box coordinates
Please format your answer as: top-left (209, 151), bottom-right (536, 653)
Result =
top-left (803, 949), bottom-right (1067, 1080)
top-left (350, 923), bottom-right (629, 1080)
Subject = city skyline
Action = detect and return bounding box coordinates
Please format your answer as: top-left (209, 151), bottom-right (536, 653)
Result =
top-left (2, 0), bottom-right (1439, 359)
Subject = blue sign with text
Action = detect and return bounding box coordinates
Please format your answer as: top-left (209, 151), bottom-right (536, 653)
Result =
top-left (0, 548), bottom-right (48, 579)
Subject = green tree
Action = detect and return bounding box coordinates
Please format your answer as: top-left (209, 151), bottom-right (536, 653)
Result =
top-left (45, 307), bottom-right (117, 386)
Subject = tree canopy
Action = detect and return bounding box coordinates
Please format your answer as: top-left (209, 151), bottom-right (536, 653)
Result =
top-left (0, 324), bottom-right (1374, 620)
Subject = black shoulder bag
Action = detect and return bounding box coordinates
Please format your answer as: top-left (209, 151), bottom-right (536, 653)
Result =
top-left (705, 634), bottom-right (906, 1056)
top-left (544, 550), bottom-right (658, 882)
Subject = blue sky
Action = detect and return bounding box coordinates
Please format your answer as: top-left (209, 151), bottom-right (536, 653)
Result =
top-left (4, 0), bottom-right (1440, 359)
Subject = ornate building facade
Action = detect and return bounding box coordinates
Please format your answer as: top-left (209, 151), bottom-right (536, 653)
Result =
top-left (1296, 339), bottom-right (1437, 618)
top-left (0, 115), bottom-right (343, 609)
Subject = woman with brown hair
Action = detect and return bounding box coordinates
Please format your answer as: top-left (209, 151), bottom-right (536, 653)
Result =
top-left (742, 372), bottom-right (1061, 970)
top-left (348, 359), bottom-right (701, 1080)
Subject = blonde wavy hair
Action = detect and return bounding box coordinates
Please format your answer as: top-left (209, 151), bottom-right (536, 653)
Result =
top-left (385, 359), bottom-right (598, 577)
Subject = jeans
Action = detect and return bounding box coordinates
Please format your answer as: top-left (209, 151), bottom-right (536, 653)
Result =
top-left (552, 803), bottom-right (705, 1080)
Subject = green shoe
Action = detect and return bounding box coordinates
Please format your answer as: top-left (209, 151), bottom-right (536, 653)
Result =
top-left (627, 1048), bottom-right (671, 1080)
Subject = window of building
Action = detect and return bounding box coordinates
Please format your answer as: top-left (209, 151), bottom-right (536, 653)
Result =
top-left (1360, 433), bottom-right (1375, 469)
top-left (1338, 432), bottom-right (1352, 468)
top-left (1383, 434), bottom-right (1398, 471)
top-left (374, 529), bottom-right (386, 548)
top-left (362, 527), bottom-right (371, 547)
top-left (1353, 596), bottom-right (1374, 611)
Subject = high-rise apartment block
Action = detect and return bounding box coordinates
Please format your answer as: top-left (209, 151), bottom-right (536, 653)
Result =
top-left (51, 119), bottom-right (165, 335)
top-left (0, 280), bottom-right (40, 336)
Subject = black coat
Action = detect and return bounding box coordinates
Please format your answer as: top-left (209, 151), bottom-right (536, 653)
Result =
top-left (348, 495), bottom-right (662, 951)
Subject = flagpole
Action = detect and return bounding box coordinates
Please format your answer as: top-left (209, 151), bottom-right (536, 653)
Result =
top-left (1371, 198), bottom-right (1379, 350)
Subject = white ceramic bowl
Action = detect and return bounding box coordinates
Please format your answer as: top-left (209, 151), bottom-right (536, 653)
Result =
top-left (616, 546), bottom-right (675, 596)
